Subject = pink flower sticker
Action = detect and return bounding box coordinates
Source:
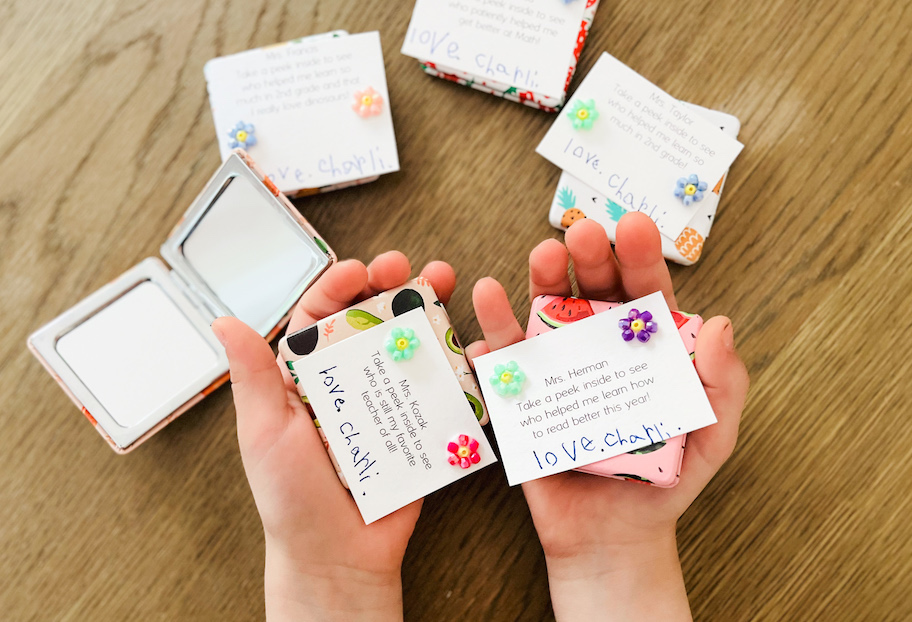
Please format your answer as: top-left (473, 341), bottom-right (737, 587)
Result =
top-left (447, 435), bottom-right (481, 469)
top-left (352, 86), bottom-right (383, 118)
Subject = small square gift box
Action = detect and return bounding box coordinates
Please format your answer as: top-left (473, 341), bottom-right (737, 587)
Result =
top-left (205, 31), bottom-right (400, 197)
top-left (278, 280), bottom-right (488, 489)
top-left (28, 151), bottom-right (335, 453)
top-left (536, 53), bottom-right (745, 264)
top-left (547, 101), bottom-right (742, 265)
top-left (526, 294), bottom-right (704, 487)
top-left (401, 0), bottom-right (601, 112)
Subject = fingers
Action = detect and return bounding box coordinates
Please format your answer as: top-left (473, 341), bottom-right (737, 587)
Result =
top-left (564, 219), bottom-right (623, 301)
top-left (680, 316), bottom-right (750, 489)
top-left (212, 317), bottom-right (291, 460)
top-left (464, 340), bottom-right (491, 369)
top-left (614, 212), bottom-right (677, 309)
top-left (529, 239), bottom-right (572, 299)
top-left (362, 251), bottom-right (412, 299)
top-left (472, 277), bottom-right (525, 351)
top-left (286, 260), bottom-right (369, 334)
top-left (419, 260), bottom-right (457, 305)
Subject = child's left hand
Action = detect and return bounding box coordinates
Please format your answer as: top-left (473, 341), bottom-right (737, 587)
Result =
top-left (212, 252), bottom-right (456, 622)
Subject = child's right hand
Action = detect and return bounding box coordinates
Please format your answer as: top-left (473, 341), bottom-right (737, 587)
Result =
top-left (213, 252), bottom-right (456, 622)
top-left (467, 215), bottom-right (749, 621)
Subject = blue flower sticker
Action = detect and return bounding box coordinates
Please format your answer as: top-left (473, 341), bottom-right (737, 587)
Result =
top-left (228, 121), bottom-right (257, 150)
top-left (385, 327), bottom-right (420, 361)
top-left (674, 174), bottom-right (708, 206)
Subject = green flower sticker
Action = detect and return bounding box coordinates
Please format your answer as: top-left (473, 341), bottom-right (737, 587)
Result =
top-left (567, 98), bottom-right (599, 130)
top-left (490, 361), bottom-right (525, 396)
top-left (385, 327), bottom-right (420, 361)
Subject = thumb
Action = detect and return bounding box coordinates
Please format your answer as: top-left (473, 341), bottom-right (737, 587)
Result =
top-left (680, 316), bottom-right (750, 488)
top-left (212, 316), bottom-right (291, 461)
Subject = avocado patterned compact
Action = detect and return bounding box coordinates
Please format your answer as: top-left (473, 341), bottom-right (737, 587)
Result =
top-left (278, 279), bottom-right (488, 489)
top-left (526, 294), bottom-right (704, 488)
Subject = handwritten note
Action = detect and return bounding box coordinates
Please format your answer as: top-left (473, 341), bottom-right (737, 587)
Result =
top-left (400, 0), bottom-right (588, 99)
top-left (292, 309), bottom-right (496, 524)
top-left (536, 53), bottom-right (744, 241)
top-left (205, 31), bottom-right (399, 194)
top-left (475, 293), bottom-right (716, 486)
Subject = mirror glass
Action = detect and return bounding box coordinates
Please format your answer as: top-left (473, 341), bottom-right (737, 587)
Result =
top-left (56, 280), bottom-right (222, 429)
top-left (181, 174), bottom-right (326, 334)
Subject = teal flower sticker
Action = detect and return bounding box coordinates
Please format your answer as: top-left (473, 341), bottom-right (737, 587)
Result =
top-left (385, 327), bottom-right (420, 361)
top-left (567, 99), bottom-right (598, 130)
top-left (490, 361), bottom-right (525, 396)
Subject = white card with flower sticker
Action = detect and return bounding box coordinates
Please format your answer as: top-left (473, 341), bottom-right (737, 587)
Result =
top-left (535, 53), bottom-right (743, 242)
top-left (291, 309), bottom-right (496, 524)
top-left (474, 292), bottom-right (716, 486)
top-left (205, 31), bottom-right (399, 196)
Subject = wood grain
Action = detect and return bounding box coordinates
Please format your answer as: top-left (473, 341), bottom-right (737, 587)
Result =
top-left (2, 0), bottom-right (911, 619)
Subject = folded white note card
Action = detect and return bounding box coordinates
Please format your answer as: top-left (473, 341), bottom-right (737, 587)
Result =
top-left (205, 31), bottom-right (400, 196)
top-left (475, 293), bottom-right (716, 486)
top-left (536, 53), bottom-right (744, 242)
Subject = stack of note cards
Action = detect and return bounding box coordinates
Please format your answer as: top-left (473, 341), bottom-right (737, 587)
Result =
top-left (536, 53), bottom-right (744, 264)
top-left (205, 31), bottom-right (400, 197)
top-left (401, 0), bottom-right (601, 112)
top-left (279, 280), bottom-right (494, 524)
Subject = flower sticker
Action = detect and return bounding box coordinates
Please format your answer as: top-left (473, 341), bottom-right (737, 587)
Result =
top-left (490, 361), bottom-right (525, 396)
top-left (674, 174), bottom-right (708, 206)
top-left (385, 327), bottom-right (420, 361)
top-left (620, 309), bottom-right (658, 343)
top-left (353, 86), bottom-right (384, 118)
top-left (228, 121), bottom-right (257, 150)
top-left (447, 435), bottom-right (481, 469)
top-left (567, 98), bottom-right (599, 130)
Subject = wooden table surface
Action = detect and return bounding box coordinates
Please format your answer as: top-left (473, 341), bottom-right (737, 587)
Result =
top-left (3, 0), bottom-right (912, 619)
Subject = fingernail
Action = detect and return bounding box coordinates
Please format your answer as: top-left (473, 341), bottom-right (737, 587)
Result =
top-left (211, 321), bottom-right (228, 347)
top-left (722, 321), bottom-right (734, 352)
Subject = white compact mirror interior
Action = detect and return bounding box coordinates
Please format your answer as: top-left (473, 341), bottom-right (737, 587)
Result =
top-left (29, 153), bottom-right (332, 452)
top-left (165, 154), bottom-right (331, 336)
top-left (55, 279), bottom-right (222, 430)
top-left (29, 258), bottom-right (229, 450)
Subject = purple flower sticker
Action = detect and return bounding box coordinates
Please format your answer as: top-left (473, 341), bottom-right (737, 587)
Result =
top-left (619, 309), bottom-right (658, 343)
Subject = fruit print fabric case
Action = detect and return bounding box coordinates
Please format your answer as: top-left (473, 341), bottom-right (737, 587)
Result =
top-left (527, 295), bottom-right (704, 488)
top-left (417, 0), bottom-right (600, 112)
top-left (278, 279), bottom-right (487, 489)
top-left (548, 103), bottom-right (741, 265)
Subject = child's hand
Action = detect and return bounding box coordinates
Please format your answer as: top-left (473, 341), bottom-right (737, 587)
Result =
top-left (212, 252), bottom-right (456, 622)
top-left (467, 215), bottom-right (749, 621)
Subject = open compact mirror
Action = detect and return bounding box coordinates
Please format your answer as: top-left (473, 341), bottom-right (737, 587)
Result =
top-left (29, 152), bottom-right (334, 453)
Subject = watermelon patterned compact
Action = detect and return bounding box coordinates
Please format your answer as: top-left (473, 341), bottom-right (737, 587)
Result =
top-left (526, 295), bottom-right (704, 487)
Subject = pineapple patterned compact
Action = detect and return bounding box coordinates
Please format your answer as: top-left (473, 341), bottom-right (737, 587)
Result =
top-left (547, 102), bottom-right (741, 266)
